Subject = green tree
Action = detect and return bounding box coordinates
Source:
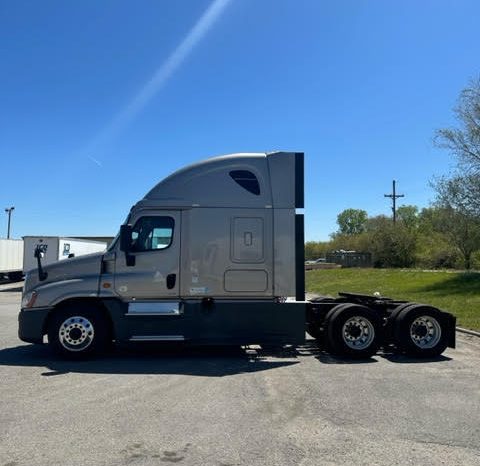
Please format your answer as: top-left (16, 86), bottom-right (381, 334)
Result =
top-left (435, 78), bottom-right (480, 172)
top-left (396, 205), bottom-right (419, 231)
top-left (430, 206), bottom-right (480, 270)
top-left (329, 232), bottom-right (370, 253)
top-left (433, 174), bottom-right (480, 217)
top-left (304, 241), bottom-right (330, 260)
top-left (336, 209), bottom-right (368, 235)
top-left (417, 207), bottom-right (459, 268)
top-left (432, 78), bottom-right (480, 269)
top-left (366, 215), bottom-right (417, 268)
top-left (434, 78), bottom-right (480, 216)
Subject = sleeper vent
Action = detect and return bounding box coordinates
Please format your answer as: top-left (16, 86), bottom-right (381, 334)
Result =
top-left (229, 170), bottom-right (260, 195)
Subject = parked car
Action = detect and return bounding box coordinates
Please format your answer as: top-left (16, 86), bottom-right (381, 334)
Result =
top-left (305, 258), bottom-right (326, 265)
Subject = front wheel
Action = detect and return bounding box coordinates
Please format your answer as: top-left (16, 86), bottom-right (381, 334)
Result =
top-left (48, 304), bottom-right (110, 358)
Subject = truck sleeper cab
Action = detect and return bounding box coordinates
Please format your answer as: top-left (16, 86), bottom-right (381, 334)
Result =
top-left (19, 152), bottom-right (307, 356)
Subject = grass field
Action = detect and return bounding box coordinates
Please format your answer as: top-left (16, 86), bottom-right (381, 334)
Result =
top-left (306, 268), bottom-right (480, 331)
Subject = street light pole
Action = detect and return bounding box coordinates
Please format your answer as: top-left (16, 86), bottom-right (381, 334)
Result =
top-left (5, 206), bottom-right (14, 239)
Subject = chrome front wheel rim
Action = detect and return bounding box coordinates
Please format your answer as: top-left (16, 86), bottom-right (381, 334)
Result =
top-left (58, 316), bottom-right (94, 352)
top-left (410, 316), bottom-right (441, 349)
top-left (342, 316), bottom-right (375, 350)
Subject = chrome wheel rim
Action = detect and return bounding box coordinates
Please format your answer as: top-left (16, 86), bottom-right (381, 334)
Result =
top-left (342, 316), bottom-right (375, 350)
top-left (58, 316), bottom-right (94, 352)
top-left (410, 315), bottom-right (441, 349)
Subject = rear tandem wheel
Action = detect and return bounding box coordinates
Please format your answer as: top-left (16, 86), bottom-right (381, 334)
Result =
top-left (325, 304), bottom-right (381, 358)
top-left (392, 304), bottom-right (449, 357)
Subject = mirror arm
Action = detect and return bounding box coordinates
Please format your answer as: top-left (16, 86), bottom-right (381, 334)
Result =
top-left (34, 245), bottom-right (48, 281)
top-left (119, 224), bottom-right (136, 267)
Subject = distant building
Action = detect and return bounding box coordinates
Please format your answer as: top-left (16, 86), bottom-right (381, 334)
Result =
top-left (326, 250), bottom-right (372, 268)
top-left (74, 236), bottom-right (115, 246)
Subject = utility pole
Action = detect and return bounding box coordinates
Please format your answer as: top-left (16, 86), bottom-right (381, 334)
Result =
top-left (5, 206), bottom-right (14, 239)
top-left (384, 180), bottom-right (404, 224)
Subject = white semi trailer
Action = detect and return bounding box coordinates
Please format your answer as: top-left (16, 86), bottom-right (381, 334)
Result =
top-left (18, 152), bottom-right (456, 359)
top-left (0, 239), bottom-right (23, 281)
top-left (23, 236), bottom-right (108, 273)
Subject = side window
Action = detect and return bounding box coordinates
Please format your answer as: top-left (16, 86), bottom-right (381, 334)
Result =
top-left (130, 216), bottom-right (174, 252)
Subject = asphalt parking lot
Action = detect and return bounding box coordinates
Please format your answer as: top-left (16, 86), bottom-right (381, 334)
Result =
top-left (0, 282), bottom-right (479, 466)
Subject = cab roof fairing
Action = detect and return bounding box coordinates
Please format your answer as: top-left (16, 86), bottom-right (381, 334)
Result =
top-left (135, 151), bottom-right (301, 210)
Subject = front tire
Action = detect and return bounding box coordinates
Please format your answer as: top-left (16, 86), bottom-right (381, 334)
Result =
top-left (48, 304), bottom-right (110, 358)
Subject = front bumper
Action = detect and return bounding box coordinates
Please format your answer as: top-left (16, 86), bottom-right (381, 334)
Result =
top-left (18, 307), bottom-right (51, 344)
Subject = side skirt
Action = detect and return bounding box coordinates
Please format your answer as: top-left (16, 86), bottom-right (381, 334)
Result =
top-left (102, 299), bottom-right (306, 346)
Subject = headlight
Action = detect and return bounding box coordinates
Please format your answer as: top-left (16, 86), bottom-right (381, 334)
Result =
top-left (22, 291), bottom-right (37, 308)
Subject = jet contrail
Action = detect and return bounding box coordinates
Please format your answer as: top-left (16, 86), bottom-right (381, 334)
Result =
top-left (87, 155), bottom-right (103, 167)
top-left (83, 0), bottom-right (232, 164)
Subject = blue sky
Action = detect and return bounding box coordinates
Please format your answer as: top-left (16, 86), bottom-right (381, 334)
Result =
top-left (1, 0), bottom-right (479, 241)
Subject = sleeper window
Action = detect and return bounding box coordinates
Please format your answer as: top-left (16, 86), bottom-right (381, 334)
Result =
top-left (131, 216), bottom-right (174, 252)
top-left (229, 170), bottom-right (260, 195)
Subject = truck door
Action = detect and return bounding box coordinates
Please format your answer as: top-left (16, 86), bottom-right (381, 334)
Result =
top-left (114, 211), bottom-right (181, 299)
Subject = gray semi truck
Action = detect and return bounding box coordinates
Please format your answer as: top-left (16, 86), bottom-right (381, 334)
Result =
top-left (18, 152), bottom-right (456, 358)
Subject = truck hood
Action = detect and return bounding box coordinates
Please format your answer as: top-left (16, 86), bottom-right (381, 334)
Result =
top-left (24, 251), bottom-right (104, 295)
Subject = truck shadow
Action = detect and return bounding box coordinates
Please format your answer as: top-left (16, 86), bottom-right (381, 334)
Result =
top-left (296, 341), bottom-right (379, 364)
top-left (0, 344), bottom-right (300, 377)
top-left (0, 341), bottom-right (451, 376)
top-left (259, 340), bottom-right (452, 364)
top-left (255, 341), bottom-right (377, 364)
top-left (282, 341), bottom-right (451, 365)
top-left (379, 352), bottom-right (451, 363)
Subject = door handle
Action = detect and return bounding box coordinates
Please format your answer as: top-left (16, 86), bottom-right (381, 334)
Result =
top-left (166, 273), bottom-right (176, 290)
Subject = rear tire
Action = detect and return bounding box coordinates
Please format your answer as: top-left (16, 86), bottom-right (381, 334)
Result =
top-left (393, 305), bottom-right (449, 357)
top-left (326, 304), bottom-right (381, 358)
top-left (389, 302), bottom-right (415, 323)
top-left (386, 302), bottom-right (416, 340)
top-left (48, 304), bottom-right (111, 359)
